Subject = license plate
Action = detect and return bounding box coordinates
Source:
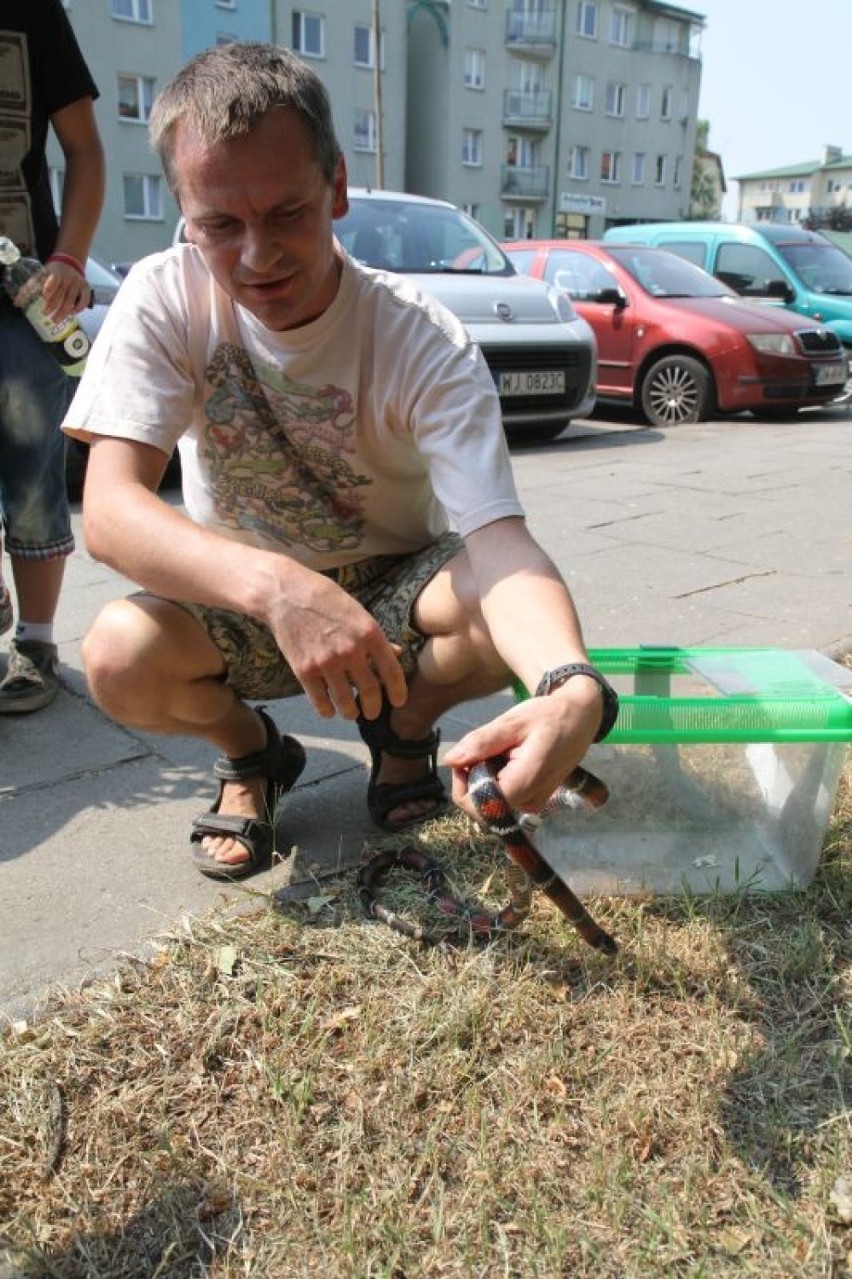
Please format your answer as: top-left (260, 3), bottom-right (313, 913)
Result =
top-left (814, 361), bottom-right (847, 386)
top-left (498, 369), bottom-right (566, 397)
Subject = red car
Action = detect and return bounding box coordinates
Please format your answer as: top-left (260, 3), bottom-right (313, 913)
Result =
top-left (502, 239), bottom-right (848, 426)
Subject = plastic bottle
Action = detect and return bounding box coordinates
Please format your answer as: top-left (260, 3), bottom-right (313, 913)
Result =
top-left (0, 236), bottom-right (90, 376)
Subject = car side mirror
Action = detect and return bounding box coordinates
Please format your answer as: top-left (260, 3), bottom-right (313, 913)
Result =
top-left (766, 279), bottom-right (795, 303)
top-left (593, 287), bottom-right (627, 309)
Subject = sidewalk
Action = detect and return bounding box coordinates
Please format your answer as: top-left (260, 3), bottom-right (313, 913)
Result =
top-left (2, 408), bottom-right (850, 1021)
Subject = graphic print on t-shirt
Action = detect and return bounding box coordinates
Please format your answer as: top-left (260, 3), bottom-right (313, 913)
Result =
top-left (201, 343), bottom-right (372, 553)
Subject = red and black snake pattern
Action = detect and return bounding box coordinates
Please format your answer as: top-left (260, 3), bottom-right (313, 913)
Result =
top-left (357, 756), bottom-right (618, 954)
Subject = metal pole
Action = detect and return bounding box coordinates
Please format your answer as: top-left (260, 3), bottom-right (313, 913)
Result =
top-left (372, 0), bottom-right (385, 188)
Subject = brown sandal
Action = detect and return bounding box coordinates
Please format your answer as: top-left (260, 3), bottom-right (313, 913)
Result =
top-left (190, 707), bottom-right (306, 880)
top-left (356, 697), bottom-right (447, 831)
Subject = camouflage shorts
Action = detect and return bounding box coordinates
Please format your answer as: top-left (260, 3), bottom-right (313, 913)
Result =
top-left (179, 531), bottom-right (464, 701)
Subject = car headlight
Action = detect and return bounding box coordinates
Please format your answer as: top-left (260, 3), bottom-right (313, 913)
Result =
top-left (746, 333), bottom-right (796, 356)
top-left (546, 284), bottom-right (577, 323)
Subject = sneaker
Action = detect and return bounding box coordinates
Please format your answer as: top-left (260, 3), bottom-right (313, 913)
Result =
top-left (0, 639), bottom-right (60, 714)
top-left (0, 588), bottom-right (11, 637)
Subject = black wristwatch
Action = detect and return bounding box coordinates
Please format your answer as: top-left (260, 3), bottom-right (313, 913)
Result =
top-left (534, 663), bottom-right (619, 742)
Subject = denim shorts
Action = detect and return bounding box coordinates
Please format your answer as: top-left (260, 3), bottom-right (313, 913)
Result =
top-left (0, 302), bottom-right (75, 559)
top-left (178, 530), bottom-right (464, 701)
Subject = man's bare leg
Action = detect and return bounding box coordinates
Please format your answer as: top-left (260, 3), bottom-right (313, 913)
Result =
top-left (82, 595), bottom-right (274, 867)
top-left (369, 551), bottom-right (510, 826)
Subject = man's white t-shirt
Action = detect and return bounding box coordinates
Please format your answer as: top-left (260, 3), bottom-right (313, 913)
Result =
top-left (64, 245), bottom-right (525, 571)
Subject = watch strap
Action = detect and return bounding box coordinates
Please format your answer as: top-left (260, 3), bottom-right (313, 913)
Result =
top-left (534, 663), bottom-right (619, 742)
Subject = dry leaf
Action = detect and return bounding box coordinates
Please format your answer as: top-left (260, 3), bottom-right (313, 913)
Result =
top-left (215, 943), bottom-right (238, 976)
top-left (717, 1227), bottom-right (751, 1255)
top-left (321, 1005), bottom-right (362, 1034)
top-left (306, 894), bottom-right (336, 915)
top-left (829, 1175), bottom-right (852, 1224)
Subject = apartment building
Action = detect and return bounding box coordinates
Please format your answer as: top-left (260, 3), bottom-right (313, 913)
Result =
top-left (407, 0), bottom-right (705, 241)
top-left (735, 145), bottom-right (852, 226)
top-left (52, 1), bottom-right (705, 266)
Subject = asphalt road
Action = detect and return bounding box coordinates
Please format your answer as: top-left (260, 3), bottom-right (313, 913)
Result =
top-left (1, 402), bottom-right (850, 1022)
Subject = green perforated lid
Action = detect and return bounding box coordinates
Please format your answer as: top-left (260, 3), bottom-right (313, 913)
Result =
top-left (515, 647), bottom-right (852, 744)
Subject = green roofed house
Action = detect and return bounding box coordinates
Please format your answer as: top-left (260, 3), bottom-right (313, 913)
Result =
top-left (735, 144), bottom-right (852, 227)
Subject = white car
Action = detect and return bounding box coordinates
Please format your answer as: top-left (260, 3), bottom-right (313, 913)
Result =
top-left (336, 189), bottom-right (596, 442)
top-left (174, 190), bottom-right (597, 442)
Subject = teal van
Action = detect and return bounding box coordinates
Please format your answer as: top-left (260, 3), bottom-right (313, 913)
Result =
top-left (603, 221), bottom-right (852, 355)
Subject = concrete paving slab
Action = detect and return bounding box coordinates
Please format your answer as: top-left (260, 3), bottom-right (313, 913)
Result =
top-left (1, 408), bottom-right (850, 1021)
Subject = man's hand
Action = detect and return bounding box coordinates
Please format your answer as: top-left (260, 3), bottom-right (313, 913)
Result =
top-left (443, 678), bottom-right (603, 817)
top-left (263, 568), bottom-right (408, 721)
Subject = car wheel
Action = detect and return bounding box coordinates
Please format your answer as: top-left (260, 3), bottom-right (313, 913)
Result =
top-left (640, 355), bottom-right (714, 426)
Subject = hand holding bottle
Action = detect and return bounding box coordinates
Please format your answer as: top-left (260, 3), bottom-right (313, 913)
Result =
top-left (0, 236), bottom-right (91, 376)
top-left (41, 254), bottom-right (93, 323)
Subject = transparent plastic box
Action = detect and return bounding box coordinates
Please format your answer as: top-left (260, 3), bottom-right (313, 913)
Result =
top-left (521, 647), bottom-right (852, 897)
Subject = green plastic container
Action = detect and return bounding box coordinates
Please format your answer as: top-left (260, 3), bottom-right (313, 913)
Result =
top-left (518, 647), bottom-right (852, 896)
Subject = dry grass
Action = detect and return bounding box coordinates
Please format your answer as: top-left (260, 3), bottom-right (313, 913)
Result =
top-left (1, 760), bottom-right (850, 1278)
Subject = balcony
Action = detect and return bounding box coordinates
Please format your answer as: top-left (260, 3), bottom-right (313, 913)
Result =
top-left (505, 6), bottom-right (557, 56)
top-left (502, 88), bottom-right (553, 131)
top-left (632, 38), bottom-right (700, 59)
top-left (501, 164), bottom-right (550, 201)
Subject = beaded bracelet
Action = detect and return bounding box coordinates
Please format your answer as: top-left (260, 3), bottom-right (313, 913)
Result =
top-left (46, 251), bottom-right (86, 277)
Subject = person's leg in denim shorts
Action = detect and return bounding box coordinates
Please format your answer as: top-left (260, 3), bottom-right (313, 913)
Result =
top-left (0, 306), bottom-right (75, 713)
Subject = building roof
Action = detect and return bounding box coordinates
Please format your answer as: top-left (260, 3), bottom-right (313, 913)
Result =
top-left (642, 1), bottom-right (706, 23)
top-left (735, 155), bottom-right (852, 181)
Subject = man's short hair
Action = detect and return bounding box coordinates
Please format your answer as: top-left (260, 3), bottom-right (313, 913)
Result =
top-left (149, 42), bottom-right (342, 195)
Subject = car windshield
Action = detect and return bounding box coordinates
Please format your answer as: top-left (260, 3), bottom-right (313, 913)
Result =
top-left (775, 241), bottom-right (852, 295)
top-left (335, 197), bottom-right (513, 276)
top-left (606, 246), bottom-right (733, 298)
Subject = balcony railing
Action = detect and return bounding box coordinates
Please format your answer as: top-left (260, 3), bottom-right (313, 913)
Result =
top-left (500, 164), bottom-right (550, 201)
top-left (505, 7), bottom-right (557, 52)
top-left (631, 38), bottom-right (699, 59)
top-left (502, 88), bottom-right (553, 130)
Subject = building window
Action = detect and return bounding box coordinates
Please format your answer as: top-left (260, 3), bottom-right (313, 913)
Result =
top-left (789, 178), bottom-right (806, 193)
top-left (654, 154), bottom-right (666, 185)
top-left (117, 74), bottom-right (155, 123)
top-left (661, 86), bottom-right (673, 120)
top-left (605, 82), bottom-right (626, 117)
top-left (463, 47), bottom-right (485, 89)
top-left (462, 128), bottom-right (483, 166)
top-left (653, 17), bottom-right (680, 52)
top-left (110, 0), bottom-right (152, 22)
top-left (462, 203), bottom-right (481, 219)
top-left (609, 6), bottom-right (634, 47)
top-left (571, 74), bottom-right (594, 111)
top-left (292, 11), bottom-right (324, 58)
top-left (601, 151), bottom-right (621, 183)
top-left (467, 0), bottom-right (487, 7)
top-left (632, 152), bottom-right (645, 184)
top-left (576, 1), bottom-right (597, 38)
top-left (353, 109), bottom-right (377, 152)
top-left (673, 155), bottom-right (682, 187)
top-left (123, 173), bottom-right (162, 220)
top-left (353, 24), bottom-right (383, 68)
top-left (636, 83), bottom-right (651, 119)
top-left (569, 146), bottom-right (589, 179)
